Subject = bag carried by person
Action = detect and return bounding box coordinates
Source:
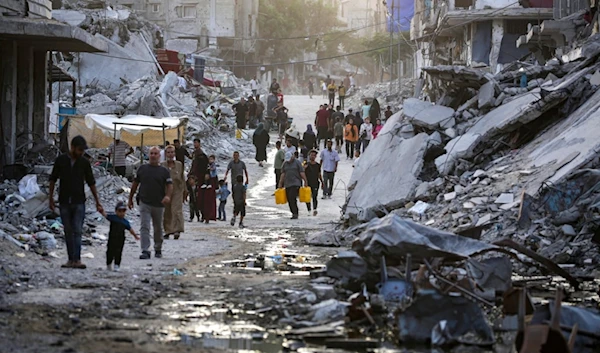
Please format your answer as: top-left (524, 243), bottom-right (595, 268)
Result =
top-left (299, 186), bottom-right (312, 203)
top-left (275, 188), bottom-right (287, 204)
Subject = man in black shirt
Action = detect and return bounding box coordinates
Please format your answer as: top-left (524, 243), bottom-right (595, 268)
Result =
top-left (173, 139), bottom-right (190, 165)
top-left (304, 150), bottom-right (323, 216)
top-left (49, 135), bottom-right (104, 269)
top-left (128, 146), bottom-right (173, 259)
top-left (233, 98), bottom-right (249, 129)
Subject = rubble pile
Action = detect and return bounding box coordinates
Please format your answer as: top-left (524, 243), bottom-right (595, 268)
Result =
top-left (344, 78), bottom-right (417, 112)
top-left (316, 31), bottom-right (600, 350)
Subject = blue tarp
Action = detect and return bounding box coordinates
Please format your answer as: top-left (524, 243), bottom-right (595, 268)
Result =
top-left (387, 0), bottom-right (414, 32)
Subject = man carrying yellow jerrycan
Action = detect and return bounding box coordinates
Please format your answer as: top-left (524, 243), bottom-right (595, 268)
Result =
top-left (276, 152), bottom-right (309, 219)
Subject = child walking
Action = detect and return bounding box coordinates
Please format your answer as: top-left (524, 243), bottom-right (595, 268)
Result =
top-left (230, 175), bottom-right (246, 228)
top-left (216, 179), bottom-right (231, 221)
top-left (186, 175), bottom-right (200, 222)
top-left (103, 202), bottom-right (139, 271)
top-left (208, 154), bottom-right (218, 187)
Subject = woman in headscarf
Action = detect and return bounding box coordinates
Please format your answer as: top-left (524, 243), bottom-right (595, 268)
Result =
top-left (373, 118), bottom-right (383, 139)
top-left (369, 98), bottom-right (381, 123)
top-left (162, 145), bottom-right (185, 239)
top-left (303, 124), bottom-right (317, 150)
top-left (252, 123), bottom-right (270, 167)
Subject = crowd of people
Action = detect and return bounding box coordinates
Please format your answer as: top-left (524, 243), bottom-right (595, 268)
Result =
top-left (50, 75), bottom-right (392, 271)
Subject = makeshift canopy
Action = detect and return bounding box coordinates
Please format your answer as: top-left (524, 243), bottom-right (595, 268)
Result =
top-left (67, 114), bottom-right (187, 148)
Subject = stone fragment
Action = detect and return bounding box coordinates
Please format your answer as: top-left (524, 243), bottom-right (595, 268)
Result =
top-left (500, 201), bottom-right (520, 210)
top-left (425, 219), bottom-right (435, 226)
top-left (470, 197), bottom-right (488, 205)
top-left (440, 117), bottom-right (456, 129)
top-left (478, 81), bottom-right (495, 109)
top-left (444, 192), bottom-right (457, 201)
top-left (561, 224), bottom-right (576, 237)
top-left (452, 212), bottom-right (465, 220)
top-left (462, 111), bottom-right (474, 120)
top-left (494, 193), bottom-right (514, 204)
top-left (415, 182), bottom-right (431, 200)
top-left (454, 185), bottom-right (465, 194)
top-left (403, 98), bottom-right (456, 130)
top-left (463, 202), bottom-right (476, 209)
top-left (476, 214), bottom-right (492, 227)
top-left (444, 128), bottom-right (457, 138)
top-left (473, 169), bottom-right (486, 178)
top-left (494, 92), bottom-right (506, 106)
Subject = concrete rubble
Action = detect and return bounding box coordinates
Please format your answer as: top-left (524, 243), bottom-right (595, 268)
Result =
top-left (321, 29), bottom-right (600, 350)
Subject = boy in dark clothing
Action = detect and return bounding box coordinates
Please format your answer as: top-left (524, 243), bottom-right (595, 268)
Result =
top-left (304, 150), bottom-right (324, 216)
top-left (230, 175), bottom-right (246, 228)
top-left (186, 175), bottom-right (200, 222)
top-left (299, 140), bottom-right (309, 163)
top-left (216, 179), bottom-right (231, 221)
top-left (102, 202), bottom-right (139, 271)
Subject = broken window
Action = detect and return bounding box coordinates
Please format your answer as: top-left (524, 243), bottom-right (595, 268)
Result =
top-left (505, 20), bottom-right (530, 34)
top-left (151, 3), bottom-right (160, 12)
top-left (183, 5), bottom-right (197, 18)
top-left (454, 0), bottom-right (474, 9)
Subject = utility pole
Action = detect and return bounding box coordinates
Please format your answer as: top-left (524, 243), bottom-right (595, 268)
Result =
top-left (398, 33), bottom-right (402, 92)
top-left (389, 0), bottom-right (393, 91)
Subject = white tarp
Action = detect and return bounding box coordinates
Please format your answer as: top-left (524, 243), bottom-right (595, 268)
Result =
top-left (68, 114), bottom-right (186, 148)
top-left (85, 114), bottom-right (183, 136)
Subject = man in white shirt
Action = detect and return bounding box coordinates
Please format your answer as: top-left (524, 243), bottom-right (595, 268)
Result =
top-left (250, 76), bottom-right (259, 96)
top-left (284, 138), bottom-right (297, 156)
top-left (159, 141), bottom-right (170, 163)
top-left (359, 117), bottom-right (373, 152)
top-left (319, 140), bottom-right (340, 199)
top-left (108, 137), bottom-right (133, 177)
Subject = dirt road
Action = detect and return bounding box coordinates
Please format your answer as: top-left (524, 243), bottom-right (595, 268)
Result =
top-left (0, 95), bottom-right (357, 352)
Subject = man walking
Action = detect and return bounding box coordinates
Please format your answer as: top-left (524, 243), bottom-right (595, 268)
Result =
top-left (173, 139), bottom-right (191, 165)
top-left (49, 136), bottom-right (104, 269)
top-left (305, 149), bottom-right (323, 216)
top-left (108, 135), bottom-right (133, 177)
top-left (250, 75), bottom-right (259, 96)
top-left (233, 97), bottom-right (248, 129)
top-left (274, 141), bottom-right (285, 190)
top-left (190, 138), bottom-right (209, 182)
top-left (315, 105), bottom-right (330, 149)
top-left (255, 95), bottom-right (265, 123)
top-left (320, 140), bottom-right (340, 199)
top-left (225, 151), bottom-right (249, 186)
top-left (308, 78), bottom-right (314, 99)
top-left (327, 81), bottom-right (337, 106)
top-left (279, 152), bottom-right (308, 219)
top-left (128, 146), bottom-right (173, 259)
top-left (338, 81), bottom-right (346, 110)
top-left (270, 78), bottom-right (280, 94)
top-left (247, 96), bottom-right (258, 128)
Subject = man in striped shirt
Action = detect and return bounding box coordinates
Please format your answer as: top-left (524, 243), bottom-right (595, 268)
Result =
top-left (108, 138), bottom-right (133, 177)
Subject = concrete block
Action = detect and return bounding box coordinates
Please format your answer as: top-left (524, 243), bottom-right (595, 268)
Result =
top-left (415, 182), bottom-right (431, 200)
top-left (494, 92), bottom-right (506, 106)
top-left (562, 224), bottom-right (576, 236)
top-left (494, 193), bottom-right (514, 204)
top-left (478, 81), bottom-right (496, 109)
top-left (444, 128), bottom-right (457, 138)
top-left (346, 110), bottom-right (429, 221)
top-left (403, 98), bottom-right (455, 130)
top-left (444, 191), bottom-right (457, 201)
top-left (440, 117), bottom-right (456, 129)
top-left (476, 214), bottom-right (492, 227)
top-left (462, 111), bottom-right (474, 120)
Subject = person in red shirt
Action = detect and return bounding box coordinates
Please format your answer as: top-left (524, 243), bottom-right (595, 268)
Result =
top-left (315, 105), bottom-right (330, 149)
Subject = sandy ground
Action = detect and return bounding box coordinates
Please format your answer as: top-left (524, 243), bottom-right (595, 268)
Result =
top-left (0, 95), bottom-right (355, 353)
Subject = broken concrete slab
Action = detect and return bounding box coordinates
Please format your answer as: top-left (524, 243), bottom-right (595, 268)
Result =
top-left (52, 10), bottom-right (86, 26)
top-left (347, 111), bottom-right (429, 221)
top-left (478, 81), bottom-right (496, 109)
top-left (403, 98), bottom-right (455, 130)
top-left (526, 88), bottom-right (600, 192)
top-left (435, 87), bottom-right (568, 174)
top-left (444, 192), bottom-right (457, 201)
top-left (495, 193), bottom-right (514, 204)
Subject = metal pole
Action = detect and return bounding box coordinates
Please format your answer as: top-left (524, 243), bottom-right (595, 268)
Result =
top-left (398, 40), bottom-right (402, 93)
top-left (162, 123), bottom-right (166, 147)
top-left (389, 0), bottom-right (393, 91)
top-left (112, 123), bottom-right (117, 174)
top-left (140, 133), bottom-right (144, 165)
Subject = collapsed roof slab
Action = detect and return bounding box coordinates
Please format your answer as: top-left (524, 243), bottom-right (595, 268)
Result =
top-left (347, 112), bottom-right (430, 222)
top-left (435, 87), bottom-right (568, 174)
top-left (525, 88), bottom-right (600, 193)
top-left (0, 17), bottom-right (107, 52)
top-left (403, 98), bottom-right (456, 130)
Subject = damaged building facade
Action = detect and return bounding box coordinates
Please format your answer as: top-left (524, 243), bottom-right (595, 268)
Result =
top-left (113, 0), bottom-right (259, 67)
top-left (0, 0), bottom-right (106, 169)
top-left (410, 0), bottom-right (553, 74)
